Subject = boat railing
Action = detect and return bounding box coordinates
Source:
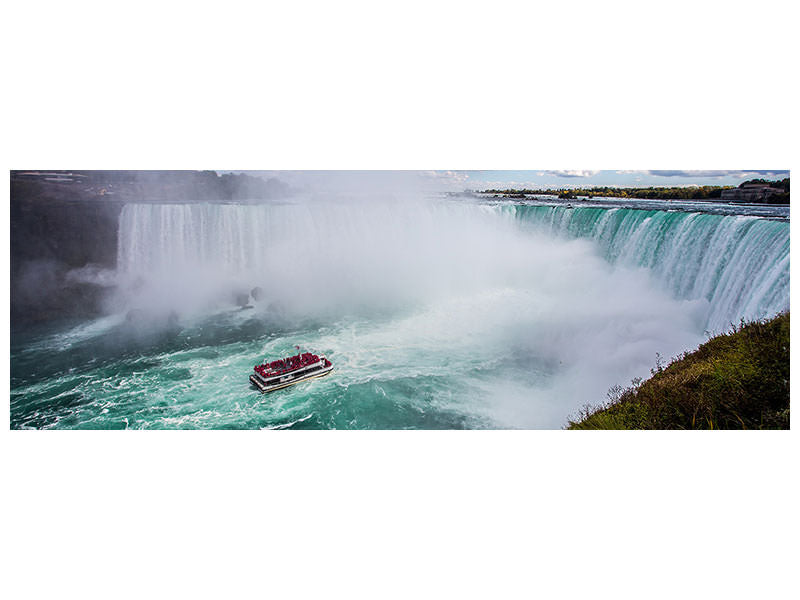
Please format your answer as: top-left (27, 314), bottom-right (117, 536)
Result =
top-left (253, 353), bottom-right (327, 382)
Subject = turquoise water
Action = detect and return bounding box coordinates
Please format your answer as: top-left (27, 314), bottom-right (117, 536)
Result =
top-left (10, 198), bottom-right (789, 429)
top-left (508, 204), bottom-right (789, 332)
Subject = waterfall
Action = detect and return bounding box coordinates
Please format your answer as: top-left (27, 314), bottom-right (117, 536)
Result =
top-left (509, 205), bottom-right (789, 331)
top-left (117, 200), bottom-right (789, 332)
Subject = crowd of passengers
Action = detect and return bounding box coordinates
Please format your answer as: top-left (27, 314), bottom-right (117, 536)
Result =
top-left (254, 352), bottom-right (320, 378)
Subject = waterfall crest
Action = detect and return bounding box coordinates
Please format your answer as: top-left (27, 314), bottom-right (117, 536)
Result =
top-left (117, 200), bottom-right (789, 331)
top-left (508, 205), bottom-right (789, 331)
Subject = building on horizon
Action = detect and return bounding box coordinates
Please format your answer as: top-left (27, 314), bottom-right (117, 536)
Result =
top-left (720, 182), bottom-right (784, 203)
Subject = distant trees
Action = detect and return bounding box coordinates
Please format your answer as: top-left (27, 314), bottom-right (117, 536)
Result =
top-left (737, 178), bottom-right (790, 204)
top-left (740, 177), bottom-right (789, 192)
top-left (217, 172), bottom-right (290, 200)
top-left (483, 185), bottom-right (734, 200)
top-left (482, 178), bottom-right (790, 203)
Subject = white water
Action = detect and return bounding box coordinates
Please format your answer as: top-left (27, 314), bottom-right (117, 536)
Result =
top-left (117, 199), bottom-right (789, 330)
top-left (12, 196), bottom-right (789, 429)
top-left (15, 196), bottom-right (789, 429)
top-left (98, 197), bottom-right (790, 428)
top-left (506, 204), bottom-right (789, 332)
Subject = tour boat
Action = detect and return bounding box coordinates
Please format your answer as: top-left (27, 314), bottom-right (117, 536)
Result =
top-left (250, 350), bottom-right (334, 393)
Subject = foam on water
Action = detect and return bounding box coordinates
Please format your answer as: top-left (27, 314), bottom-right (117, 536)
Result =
top-left (10, 196), bottom-right (790, 429)
top-left (507, 204), bottom-right (789, 331)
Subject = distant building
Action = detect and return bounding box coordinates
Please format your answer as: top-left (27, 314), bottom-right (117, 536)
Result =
top-left (720, 183), bottom-right (783, 203)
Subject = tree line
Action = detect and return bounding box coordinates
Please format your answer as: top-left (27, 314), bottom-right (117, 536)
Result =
top-left (483, 177), bottom-right (789, 203)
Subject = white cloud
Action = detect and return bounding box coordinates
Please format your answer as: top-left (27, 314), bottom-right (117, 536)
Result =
top-left (542, 170), bottom-right (601, 178)
top-left (423, 170), bottom-right (470, 183)
top-left (480, 181), bottom-right (561, 190)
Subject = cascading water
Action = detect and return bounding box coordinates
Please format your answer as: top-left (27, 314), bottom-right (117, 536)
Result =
top-left (506, 204), bottom-right (789, 332)
top-left (117, 200), bottom-right (789, 332)
top-left (10, 196), bottom-right (790, 429)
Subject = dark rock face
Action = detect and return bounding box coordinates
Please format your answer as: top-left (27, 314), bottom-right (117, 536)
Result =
top-left (11, 187), bottom-right (122, 269)
top-left (235, 292), bottom-right (251, 308)
top-left (10, 170), bottom-right (291, 328)
top-left (12, 258), bottom-right (115, 326)
top-left (11, 185), bottom-right (123, 327)
top-left (251, 286), bottom-right (265, 301)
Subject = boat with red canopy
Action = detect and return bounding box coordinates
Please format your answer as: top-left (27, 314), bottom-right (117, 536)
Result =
top-left (250, 349), bottom-right (334, 393)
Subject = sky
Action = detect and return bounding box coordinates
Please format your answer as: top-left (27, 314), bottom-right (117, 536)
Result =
top-left (242, 170), bottom-right (789, 193)
top-left (447, 170), bottom-right (790, 190)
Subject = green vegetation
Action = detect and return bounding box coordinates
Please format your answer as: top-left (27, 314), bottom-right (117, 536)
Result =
top-left (568, 313), bottom-right (790, 430)
top-left (484, 185), bottom-right (732, 200)
top-left (483, 178), bottom-right (790, 203)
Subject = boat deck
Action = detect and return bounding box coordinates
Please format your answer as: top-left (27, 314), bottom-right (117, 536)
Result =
top-left (250, 353), bottom-right (334, 393)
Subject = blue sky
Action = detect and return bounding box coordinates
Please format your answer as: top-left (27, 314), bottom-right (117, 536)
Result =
top-left (240, 170), bottom-right (789, 193)
top-left (456, 170), bottom-right (790, 190)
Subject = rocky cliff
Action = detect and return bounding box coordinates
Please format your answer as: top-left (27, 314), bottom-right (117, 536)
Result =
top-left (10, 170), bottom-right (290, 327)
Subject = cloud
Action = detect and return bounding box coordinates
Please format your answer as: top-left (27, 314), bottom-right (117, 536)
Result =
top-left (541, 170), bottom-right (601, 178)
top-left (618, 170), bottom-right (789, 179)
top-left (423, 170), bottom-right (471, 184)
top-left (480, 181), bottom-right (568, 190)
top-left (232, 170), bottom-right (472, 192)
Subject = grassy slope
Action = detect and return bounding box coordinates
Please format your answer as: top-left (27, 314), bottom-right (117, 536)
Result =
top-left (568, 313), bottom-right (790, 430)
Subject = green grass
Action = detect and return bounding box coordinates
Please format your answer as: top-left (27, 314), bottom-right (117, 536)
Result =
top-left (568, 313), bottom-right (790, 430)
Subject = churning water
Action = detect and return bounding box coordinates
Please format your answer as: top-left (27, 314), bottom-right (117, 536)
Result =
top-left (10, 196), bottom-right (789, 429)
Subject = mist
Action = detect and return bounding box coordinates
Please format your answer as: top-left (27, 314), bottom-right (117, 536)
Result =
top-left (16, 173), bottom-right (783, 428)
top-left (112, 196), bottom-right (703, 322)
top-left (107, 194), bottom-right (708, 426)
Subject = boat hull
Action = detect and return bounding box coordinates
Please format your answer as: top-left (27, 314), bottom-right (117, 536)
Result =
top-left (250, 363), bottom-right (334, 393)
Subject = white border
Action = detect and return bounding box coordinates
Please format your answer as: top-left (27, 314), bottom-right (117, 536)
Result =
top-left (2, 2), bottom-right (797, 599)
